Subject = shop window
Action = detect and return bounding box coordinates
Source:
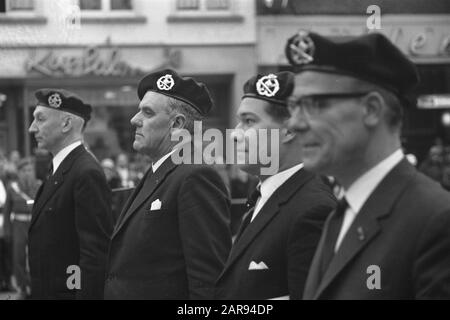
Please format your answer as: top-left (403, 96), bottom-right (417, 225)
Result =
top-left (79, 0), bottom-right (132, 12)
top-left (176, 0), bottom-right (230, 11)
top-left (0, 0), bottom-right (34, 13)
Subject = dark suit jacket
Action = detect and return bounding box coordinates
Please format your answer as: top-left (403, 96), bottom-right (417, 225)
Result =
top-left (215, 169), bottom-right (336, 300)
top-left (304, 159), bottom-right (450, 300)
top-left (28, 145), bottom-right (113, 300)
top-left (104, 159), bottom-right (232, 300)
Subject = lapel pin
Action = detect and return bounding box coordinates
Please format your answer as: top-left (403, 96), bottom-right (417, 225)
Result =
top-left (357, 226), bottom-right (365, 241)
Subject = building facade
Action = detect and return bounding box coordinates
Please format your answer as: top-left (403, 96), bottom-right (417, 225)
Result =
top-left (0, 0), bottom-right (257, 159)
top-left (256, 0), bottom-right (450, 162)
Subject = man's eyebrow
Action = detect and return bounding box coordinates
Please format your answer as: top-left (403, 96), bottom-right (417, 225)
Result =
top-left (139, 105), bottom-right (155, 112)
top-left (237, 112), bottom-right (257, 118)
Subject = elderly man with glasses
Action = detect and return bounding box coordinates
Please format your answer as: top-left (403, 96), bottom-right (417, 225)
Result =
top-left (287, 31), bottom-right (450, 300)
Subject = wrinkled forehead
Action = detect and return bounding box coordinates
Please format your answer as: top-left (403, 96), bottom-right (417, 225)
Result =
top-left (292, 71), bottom-right (363, 96)
top-left (139, 91), bottom-right (171, 113)
top-left (33, 105), bottom-right (59, 117)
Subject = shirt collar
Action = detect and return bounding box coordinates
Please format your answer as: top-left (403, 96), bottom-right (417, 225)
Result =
top-left (260, 163), bottom-right (304, 200)
top-left (52, 141), bottom-right (83, 174)
top-left (345, 149), bottom-right (404, 213)
top-left (152, 149), bottom-right (178, 173)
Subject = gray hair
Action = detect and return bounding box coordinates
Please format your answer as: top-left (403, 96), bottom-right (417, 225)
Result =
top-left (166, 97), bottom-right (205, 134)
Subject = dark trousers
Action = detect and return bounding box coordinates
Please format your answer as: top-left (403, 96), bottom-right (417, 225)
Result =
top-left (12, 220), bottom-right (31, 291)
top-left (0, 237), bottom-right (12, 290)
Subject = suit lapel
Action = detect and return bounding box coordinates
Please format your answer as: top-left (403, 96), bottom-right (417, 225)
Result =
top-left (112, 169), bottom-right (149, 231)
top-left (30, 145), bottom-right (86, 229)
top-left (112, 158), bottom-right (178, 238)
top-left (303, 211), bottom-right (333, 299)
top-left (219, 169), bottom-right (314, 280)
top-left (313, 159), bottom-right (417, 299)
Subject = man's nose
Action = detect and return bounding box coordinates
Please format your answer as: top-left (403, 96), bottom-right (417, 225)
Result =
top-left (287, 108), bottom-right (309, 132)
top-left (130, 114), bottom-right (140, 127)
top-left (29, 121), bottom-right (37, 133)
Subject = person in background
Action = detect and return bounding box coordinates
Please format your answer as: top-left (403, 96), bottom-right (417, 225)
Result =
top-left (4, 158), bottom-right (41, 299)
top-left (116, 153), bottom-right (134, 188)
top-left (0, 155), bottom-right (12, 292)
top-left (9, 151), bottom-right (21, 169)
top-left (101, 158), bottom-right (125, 224)
top-left (419, 145), bottom-right (443, 182)
top-left (101, 158), bottom-right (121, 190)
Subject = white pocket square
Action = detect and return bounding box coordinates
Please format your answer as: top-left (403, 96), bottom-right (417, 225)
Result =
top-left (150, 199), bottom-right (162, 211)
top-left (248, 261), bottom-right (269, 271)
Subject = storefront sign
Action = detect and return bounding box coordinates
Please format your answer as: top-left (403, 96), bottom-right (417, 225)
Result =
top-left (418, 95), bottom-right (450, 109)
top-left (25, 46), bottom-right (181, 78)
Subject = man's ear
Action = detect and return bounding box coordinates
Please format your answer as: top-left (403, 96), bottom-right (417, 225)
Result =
top-left (363, 92), bottom-right (384, 127)
top-left (171, 113), bottom-right (187, 130)
top-left (281, 127), bottom-right (296, 144)
top-left (61, 116), bottom-right (72, 133)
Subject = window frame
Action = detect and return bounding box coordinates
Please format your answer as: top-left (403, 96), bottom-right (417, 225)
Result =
top-left (77, 0), bottom-right (134, 16)
top-left (175, 0), bottom-right (234, 14)
top-left (1, 0), bottom-right (35, 15)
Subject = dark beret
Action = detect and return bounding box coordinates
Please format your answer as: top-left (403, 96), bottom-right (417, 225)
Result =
top-left (137, 69), bottom-right (213, 116)
top-left (243, 71), bottom-right (295, 106)
top-left (35, 89), bottom-right (92, 122)
top-left (285, 31), bottom-right (420, 97)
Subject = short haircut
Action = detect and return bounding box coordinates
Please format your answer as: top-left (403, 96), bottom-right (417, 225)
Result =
top-left (166, 96), bottom-right (205, 134)
top-left (351, 79), bottom-right (404, 131)
top-left (264, 102), bottom-right (290, 123)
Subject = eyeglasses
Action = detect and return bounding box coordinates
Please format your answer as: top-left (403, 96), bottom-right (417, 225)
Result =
top-left (287, 92), bottom-right (371, 116)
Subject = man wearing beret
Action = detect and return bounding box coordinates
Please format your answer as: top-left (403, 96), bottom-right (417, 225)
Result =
top-left (215, 72), bottom-right (336, 300)
top-left (28, 89), bottom-right (113, 299)
top-left (104, 69), bottom-right (231, 300)
top-left (286, 31), bottom-right (450, 299)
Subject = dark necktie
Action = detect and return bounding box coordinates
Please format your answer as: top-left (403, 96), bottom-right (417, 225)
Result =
top-left (245, 185), bottom-right (261, 210)
top-left (319, 197), bottom-right (348, 280)
top-left (47, 162), bottom-right (54, 180)
top-left (129, 167), bottom-right (154, 209)
top-left (235, 186), bottom-right (261, 242)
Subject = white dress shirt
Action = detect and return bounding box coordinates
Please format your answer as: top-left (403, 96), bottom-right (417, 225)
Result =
top-left (152, 149), bottom-right (178, 173)
top-left (334, 149), bottom-right (404, 252)
top-left (52, 140), bottom-right (83, 174)
top-left (251, 163), bottom-right (304, 222)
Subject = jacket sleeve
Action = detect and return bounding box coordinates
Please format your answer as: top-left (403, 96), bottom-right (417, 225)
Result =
top-left (177, 167), bottom-right (232, 299)
top-left (74, 167), bottom-right (113, 300)
top-left (413, 208), bottom-right (450, 299)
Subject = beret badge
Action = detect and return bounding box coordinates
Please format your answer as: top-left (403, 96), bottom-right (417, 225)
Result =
top-left (157, 74), bottom-right (175, 91)
top-left (288, 30), bottom-right (315, 66)
top-left (48, 93), bottom-right (62, 108)
top-left (256, 74), bottom-right (280, 98)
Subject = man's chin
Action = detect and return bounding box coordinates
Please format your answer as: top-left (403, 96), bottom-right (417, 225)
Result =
top-left (303, 157), bottom-right (327, 174)
top-left (132, 142), bottom-right (143, 153)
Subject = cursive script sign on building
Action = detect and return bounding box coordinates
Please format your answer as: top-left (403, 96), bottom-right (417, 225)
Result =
top-left (25, 46), bottom-right (181, 78)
